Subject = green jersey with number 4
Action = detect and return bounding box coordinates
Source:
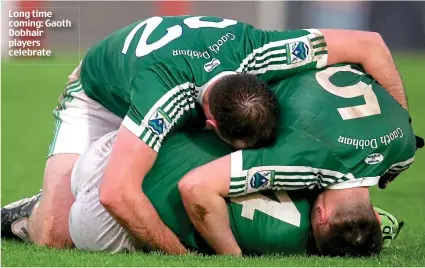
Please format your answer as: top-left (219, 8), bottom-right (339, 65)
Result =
top-left (143, 131), bottom-right (311, 255)
top-left (80, 15), bottom-right (328, 152)
top-left (229, 64), bottom-right (416, 196)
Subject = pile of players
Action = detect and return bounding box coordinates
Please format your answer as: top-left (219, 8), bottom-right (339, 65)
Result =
top-left (2, 15), bottom-right (423, 257)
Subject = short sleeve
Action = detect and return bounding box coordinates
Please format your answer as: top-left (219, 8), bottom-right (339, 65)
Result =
top-left (227, 131), bottom-right (381, 197)
top-left (239, 27), bottom-right (328, 82)
top-left (122, 72), bottom-right (195, 152)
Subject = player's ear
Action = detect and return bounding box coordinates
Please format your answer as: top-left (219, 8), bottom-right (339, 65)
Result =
top-left (206, 119), bottom-right (217, 130)
top-left (374, 209), bottom-right (382, 224)
top-left (318, 205), bottom-right (328, 225)
top-left (314, 193), bottom-right (328, 226)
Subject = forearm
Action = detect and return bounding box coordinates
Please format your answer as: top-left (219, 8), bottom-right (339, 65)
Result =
top-left (180, 184), bottom-right (241, 256)
top-left (104, 189), bottom-right (187, 254)
top-left (99, 127), bottom-right (186, 254)
top-left (361, 38), bottom-right (407, 109)
top-left (323, 30), bottom-right (408, 109)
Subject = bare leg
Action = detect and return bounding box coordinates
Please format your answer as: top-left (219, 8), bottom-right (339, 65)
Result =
top-left (28, 154), bottom-right (79, 248)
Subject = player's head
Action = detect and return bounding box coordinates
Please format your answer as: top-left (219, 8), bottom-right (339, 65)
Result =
top-left (205, 73), bottom-right (279, 149)
top-left (310, 188), bottom-right (383, 257)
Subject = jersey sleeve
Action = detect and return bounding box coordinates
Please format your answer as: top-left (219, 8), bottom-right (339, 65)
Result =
top-left (227, 131), bottom-right (380, 197)
top-left (239, 27), bottom-right (328, 82)
top-left (122, 71), bottom-right (195, 152)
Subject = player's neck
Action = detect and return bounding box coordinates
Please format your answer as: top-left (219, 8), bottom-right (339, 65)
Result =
top-left (197, 71), bottom-right (237, 105)
top-left (202, 87), bottom-right (214, 121)
top-left (323, 187), bottom-right (370, 211)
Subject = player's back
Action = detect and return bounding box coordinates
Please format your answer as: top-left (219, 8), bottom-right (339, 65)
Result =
top-left (80, 16), bottom-right (246, 118)
top-left (142, 131), bottom-right (311, 255)
top-left (79, 15), bottom-right (327, 123)
top-left (228, 190), bottom-right (311, 255)
top-left (78, 15), bottom-right (328, 151)
top-left (271, 64), bottom-right (415, 180)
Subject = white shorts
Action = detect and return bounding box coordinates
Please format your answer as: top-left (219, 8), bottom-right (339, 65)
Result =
top-left (69, 131), bottom-right (138, 253)
top-left (47, 63), bottom-right (122, 157)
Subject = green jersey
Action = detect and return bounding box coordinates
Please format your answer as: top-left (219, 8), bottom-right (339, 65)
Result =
top-left (229, 64), bottom-right (416, 196)
top-left (142, 131), bottom-right (311, 255)
top-left (80, 15), bottom-right (328, 152)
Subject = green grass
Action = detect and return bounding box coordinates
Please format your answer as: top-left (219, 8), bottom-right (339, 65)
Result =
top-left (2, 240), bottom-right (425, 267)
top-left (2, 54), bottom-right (425, 266)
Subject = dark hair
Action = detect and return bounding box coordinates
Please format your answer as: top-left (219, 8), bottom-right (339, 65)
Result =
top-left (316, 204), bottom-right (383, 257)
top-left (208, 74), bottom-right (279, 148)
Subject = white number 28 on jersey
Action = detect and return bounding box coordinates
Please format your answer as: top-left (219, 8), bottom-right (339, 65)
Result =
top-left (230, 191), bottom-right (301, 227)
top-left (122, 16), bottom-right (237, 57)
top-left (315, 65), bottom-right (382, 120)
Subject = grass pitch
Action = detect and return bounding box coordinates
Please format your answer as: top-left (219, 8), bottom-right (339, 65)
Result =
top-left (1, 54), bottom-right (425, 266)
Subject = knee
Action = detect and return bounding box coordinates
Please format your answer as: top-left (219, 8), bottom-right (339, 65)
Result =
top-left (29, 207), bottom-right (73, 249)
top-left (37, 236), bottom-right (73, 249)
top-left (35, 224), bottom-right (73, 249)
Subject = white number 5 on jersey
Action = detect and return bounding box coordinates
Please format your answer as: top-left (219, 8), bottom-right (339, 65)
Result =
top-left (231, 191), bottom-right (301, 227)
top-left (315, 65), bottom-right (382, 120)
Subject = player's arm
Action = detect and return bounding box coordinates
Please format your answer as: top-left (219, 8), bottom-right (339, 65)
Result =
top-left (321, 29), bottom-right (407, 109)
top-left (179, 149), bottom-right (287, 255)
top-left (178, 138), bottom-right (339, 255)
top-left (246, 28), bottom-right (407, 109)
top-left (99, 126), bottom-right (185, 253)
top-left (180, 150), bottom-right (297, 255)
top-left (99, 74), bottom-right (188, 254)
top-left (178, 154), bottom-right (241, 255)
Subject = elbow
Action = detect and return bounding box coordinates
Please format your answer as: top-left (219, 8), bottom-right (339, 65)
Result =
top-left (372, 32), bottom-right (384, 44)
top-left (178, 172), bottom-right (202, 201)
top-left (369, 31), bottom-right (383, 40)
top-left (355, 31), bottom-right (388, 65)
top-left (365, 31), bottom-right (386, 48)
top-left (99, 183), bottom-right (124, 212)
top-left (99, 187), bottom-right (115, 209)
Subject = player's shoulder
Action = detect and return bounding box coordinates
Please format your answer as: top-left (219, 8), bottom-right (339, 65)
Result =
top-left (271, 127), bottom-right (337, 163)
top-left (235, 127), bottom-right (344, 183)
top-left (159, 15), bottom-right (251, 35)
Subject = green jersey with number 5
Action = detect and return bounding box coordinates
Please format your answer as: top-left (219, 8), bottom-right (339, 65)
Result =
top-left (229, 64), bottom-right (416, 196)
top-left (80, 15), bottom-right (328, 152)
top-left (143, 131), bottom-right (311, 255)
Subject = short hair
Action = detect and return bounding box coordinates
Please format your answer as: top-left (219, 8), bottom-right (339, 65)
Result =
top-left (316, 203), bottom-right (383, 257)
top-left (208, 74), bottom-right (279, 148)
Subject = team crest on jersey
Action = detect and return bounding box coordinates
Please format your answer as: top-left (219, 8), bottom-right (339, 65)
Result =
top-left (287, 41), bottom-right (309, 64)
top-left (148, 108), bottom-right (172, 135)
top-left (249, 170), bottom-right (274, 190)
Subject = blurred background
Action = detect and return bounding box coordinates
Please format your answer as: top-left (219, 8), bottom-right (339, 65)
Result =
top-left (1, 1), bottom-right (424, 216)
top-left (1, 1), bottom-right (425, 55)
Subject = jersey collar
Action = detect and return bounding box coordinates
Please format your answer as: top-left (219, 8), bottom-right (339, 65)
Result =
top-left (196, 71), bottom-right (238, 104)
